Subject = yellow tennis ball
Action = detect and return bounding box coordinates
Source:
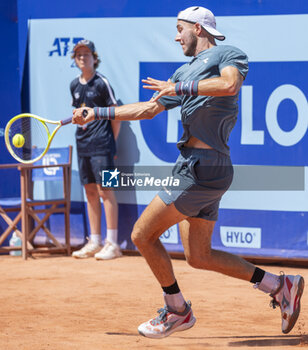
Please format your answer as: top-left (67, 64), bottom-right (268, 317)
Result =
top-left (12, 133), bottom-right (25, 148)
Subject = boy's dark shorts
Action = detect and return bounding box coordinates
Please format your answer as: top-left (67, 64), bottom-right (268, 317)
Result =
top-left (78, 153), bottom-right (115, 185)
top-left (158, 148), bottom-right (234, 221)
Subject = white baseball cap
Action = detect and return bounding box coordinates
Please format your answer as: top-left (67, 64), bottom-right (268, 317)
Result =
top-left (177, 6), bottom-right (225, 41)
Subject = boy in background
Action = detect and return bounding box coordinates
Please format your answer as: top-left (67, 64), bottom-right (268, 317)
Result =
top-left (71, 39), bottom-right (122, 260)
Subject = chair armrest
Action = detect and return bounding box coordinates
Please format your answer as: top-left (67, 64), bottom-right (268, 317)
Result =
top-left (18, 163), bottom-right (70, 170)
top-left (0, 163), bottom-right (20, 169)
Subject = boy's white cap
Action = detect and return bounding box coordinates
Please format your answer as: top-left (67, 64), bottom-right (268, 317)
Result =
top-left (177, 6), bottom-right (225, 41)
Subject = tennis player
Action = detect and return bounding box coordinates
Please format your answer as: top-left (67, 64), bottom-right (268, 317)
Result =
top-left (72, 7), bottom-right (304, 338)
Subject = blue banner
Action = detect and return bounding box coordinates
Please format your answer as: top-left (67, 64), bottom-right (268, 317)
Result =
top-left (24, 9), bottom-right (308, 259)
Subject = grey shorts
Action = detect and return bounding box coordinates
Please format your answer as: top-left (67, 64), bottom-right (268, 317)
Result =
top-left (158, 148), bottom-right (234, 221)
top-left (78, 154), bottom-right (115, 185)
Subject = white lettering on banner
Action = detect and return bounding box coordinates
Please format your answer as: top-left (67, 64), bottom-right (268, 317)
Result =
top-left (166, 107), bottom-right (181, 143)
top-left (42, 153), bottom-right (60, 176)
top-left (266, 84), bottom-right (308, 146)
top-left (220, 226), bottom-right (261, 248)
top-left (0, 128), bottom-right (4, 137)
top-left (159, 224), bottom-right (179, 244)
top-left (241, 86), bottom-right (264, 145)
top-left (120, 176), bottom-right (179, 187)
top-left (241, 84), bottom-right (308, 146)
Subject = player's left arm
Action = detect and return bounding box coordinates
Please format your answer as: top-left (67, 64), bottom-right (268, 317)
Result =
top-left (197, 66), bottom-right (244, 96)
top-left (143, 66), bottom-right (244, 101)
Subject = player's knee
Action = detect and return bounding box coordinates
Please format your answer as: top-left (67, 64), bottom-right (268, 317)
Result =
top-left (131, 224), bottom-right (147, 248)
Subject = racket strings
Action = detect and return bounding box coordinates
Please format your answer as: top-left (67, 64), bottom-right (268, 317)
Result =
top-left (8, 117), bottom-right (50, 161)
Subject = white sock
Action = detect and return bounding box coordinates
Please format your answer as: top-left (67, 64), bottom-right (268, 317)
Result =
top-left (106, 229), bottom-right (118, 245)
top-left (254, 272), bottom-right (281, 294)
top-left (90, 234), bottom-right (101, 246)
top-left (163, 292), bottom-right (186, 312)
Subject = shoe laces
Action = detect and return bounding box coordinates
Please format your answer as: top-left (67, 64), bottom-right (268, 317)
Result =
top-left (104, 240), bottom-right (120, 251)
top-left (81, 241), bottom-right (99, 251)
top-left (102, 241), bottom-right (114, 252)
top-left (151, 306), bottom-right (169, 325)
top-left (151, 300), bottom-right (192, 326)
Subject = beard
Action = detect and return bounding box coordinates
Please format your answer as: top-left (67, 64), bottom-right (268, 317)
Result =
top-left (183, 32), bottom-right (198, 57)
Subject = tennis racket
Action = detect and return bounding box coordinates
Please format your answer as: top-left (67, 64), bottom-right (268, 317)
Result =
top-left (4, 110), bottom-right (88, 164)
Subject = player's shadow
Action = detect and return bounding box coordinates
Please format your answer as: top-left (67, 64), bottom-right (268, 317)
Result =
top-left (228, 334), bottom-right (308, 347)
top-left (174, 334), bottom-right (308, 347)
top-left (105, 332), bottom-right (308, 347)
top-left (114, 120), bottom-right (140, 250)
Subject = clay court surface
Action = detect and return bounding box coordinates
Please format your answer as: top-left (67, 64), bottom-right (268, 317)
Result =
top-left (1, 254), bottom-right (308, 350)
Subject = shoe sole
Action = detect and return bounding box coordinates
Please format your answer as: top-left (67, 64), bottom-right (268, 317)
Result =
top-left (283, 276), bottom-right (305, 334)
top-left (95, 254), bottom-right (122, 260)
top-left (138, 316), bottom-right (196, 339)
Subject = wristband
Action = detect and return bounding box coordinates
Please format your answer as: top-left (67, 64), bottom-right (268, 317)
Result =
top-left (94, 107), bottom-right (116, 120)
top-left (93, 107), bottom-right (116, 120)
top-left (175, 81), bottom-right (199, 96)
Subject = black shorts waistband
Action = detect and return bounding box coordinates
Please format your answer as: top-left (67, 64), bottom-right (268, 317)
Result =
top-left (179, 146), bottom-right (227, 158)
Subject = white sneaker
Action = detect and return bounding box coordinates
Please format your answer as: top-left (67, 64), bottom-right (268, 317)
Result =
top-left (95, 240), bottom-right (122, 260)
top-left (270, 274), bottom-right (305, 334)
top-left (72, 241), bottom-right (102, 259)
top-left (138, 301), bottom-right (196, 339)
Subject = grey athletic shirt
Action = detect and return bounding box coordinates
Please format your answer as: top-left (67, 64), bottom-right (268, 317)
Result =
top-left (156, 45), bottom-right (249, 155)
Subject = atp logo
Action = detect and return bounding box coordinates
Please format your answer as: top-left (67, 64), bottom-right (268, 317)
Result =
top-left (102, 168), bottom-right (120, 187)
top-left (49, 37), bottom-right (84, 57)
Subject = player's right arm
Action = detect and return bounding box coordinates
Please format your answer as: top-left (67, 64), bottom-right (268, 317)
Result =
top-left (72, 100), bottom-right (165, 125)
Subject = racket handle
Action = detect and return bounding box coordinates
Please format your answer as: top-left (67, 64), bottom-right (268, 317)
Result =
top-left (61, 117), bottom-right (73, 125)
top-left (61, 109), bottom-right (88, 125)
